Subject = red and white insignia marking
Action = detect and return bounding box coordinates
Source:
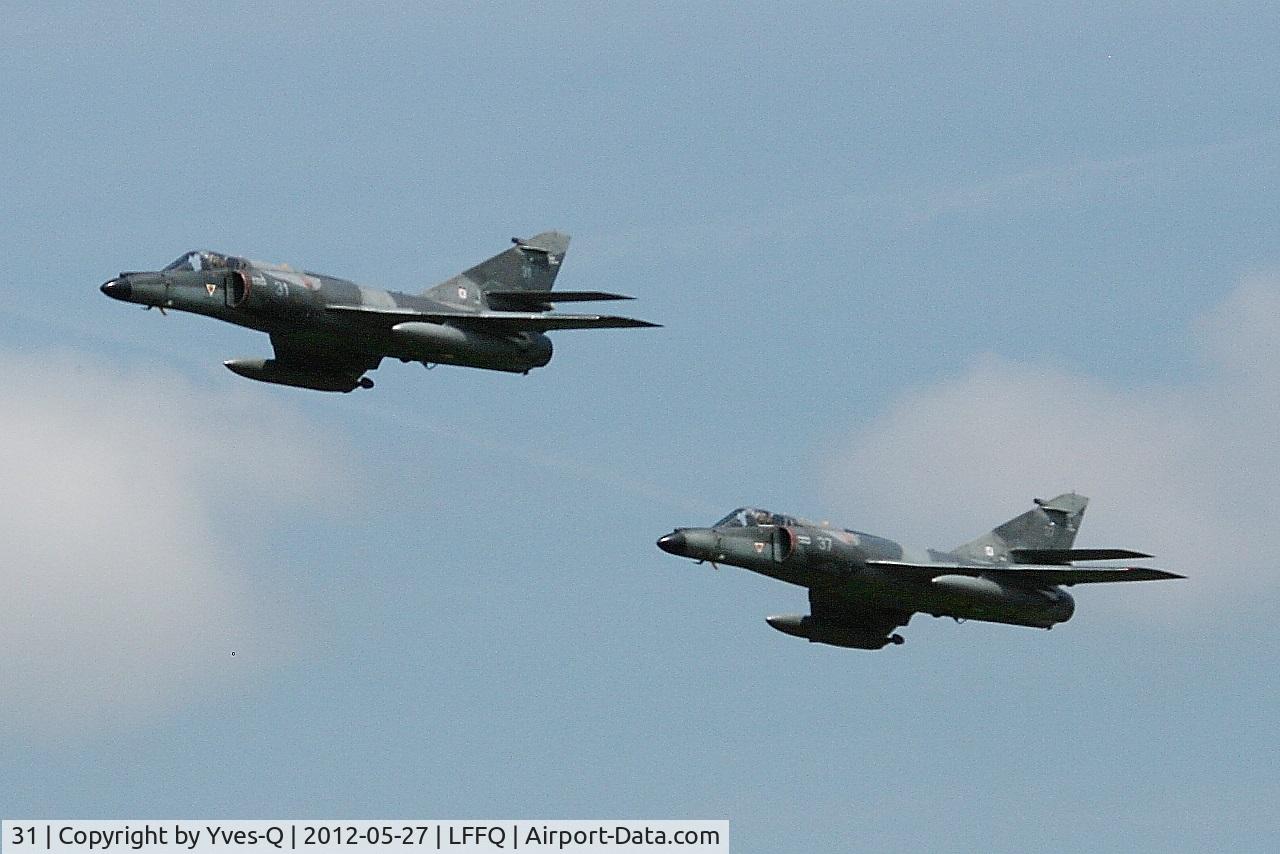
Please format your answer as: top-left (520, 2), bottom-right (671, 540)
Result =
top-left (206, 283), bottom-right (217, 296)
top-left (753, 542), bottom-right (765, 554)
top-left (458, 287), bottom-right (468, 300)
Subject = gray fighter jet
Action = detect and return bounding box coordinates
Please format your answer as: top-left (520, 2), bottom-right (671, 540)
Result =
top-left (100, 232), bottom-right (657, 391)
top-left (656, 494), bottom-right (1182, 649)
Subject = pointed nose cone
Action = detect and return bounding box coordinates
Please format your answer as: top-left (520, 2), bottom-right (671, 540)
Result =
top-left (100, 278), bottom-right (132, 301)
top-left (656, 531), bottom-right (687, 556)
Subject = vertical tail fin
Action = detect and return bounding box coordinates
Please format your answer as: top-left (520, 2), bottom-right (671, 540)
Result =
top-left (953, 493), bottom-right (1088, 562)
top-left (421, 231), bottom-right (570, 304)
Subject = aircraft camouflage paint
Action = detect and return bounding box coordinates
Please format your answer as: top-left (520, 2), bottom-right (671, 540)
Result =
top-left (99, 231), bottom-right (657, 391)
top-left (657, 493), bottom-right (1182, 649)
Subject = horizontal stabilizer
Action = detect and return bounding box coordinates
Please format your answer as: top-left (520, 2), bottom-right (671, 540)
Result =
top-left (478, 313), bottom-right (660, 331)
top-left (486, 290), bottom-right (635, 311)
top-left (867, 560), bottom-right (1184, 587)
top-left (1009, 548), bottom-right (1153, 564)
top-left (327, 304), bottom-right (660, 331)
top-left (486, 290), bottom-right (634, 303)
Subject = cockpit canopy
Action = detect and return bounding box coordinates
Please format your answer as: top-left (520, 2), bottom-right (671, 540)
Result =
top-left (163, 250), bottom-right (250, 272)
top-left (161, 250), bottom-right (300, 274)
top-left (712, 507), bottom-right (816, 529)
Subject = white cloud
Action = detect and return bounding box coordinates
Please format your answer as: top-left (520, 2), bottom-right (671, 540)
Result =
top-left (0, 353), bottom-right (358, 735)
top-left (823, 273), bottom-right (1280, 614)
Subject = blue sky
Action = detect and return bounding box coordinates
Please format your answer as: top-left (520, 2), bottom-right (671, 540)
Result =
top-left (3, 3), bottom-right (1279, 851)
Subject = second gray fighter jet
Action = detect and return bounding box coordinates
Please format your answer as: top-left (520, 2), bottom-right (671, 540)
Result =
top-left (657, 494), bottom-right (1182, 649)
